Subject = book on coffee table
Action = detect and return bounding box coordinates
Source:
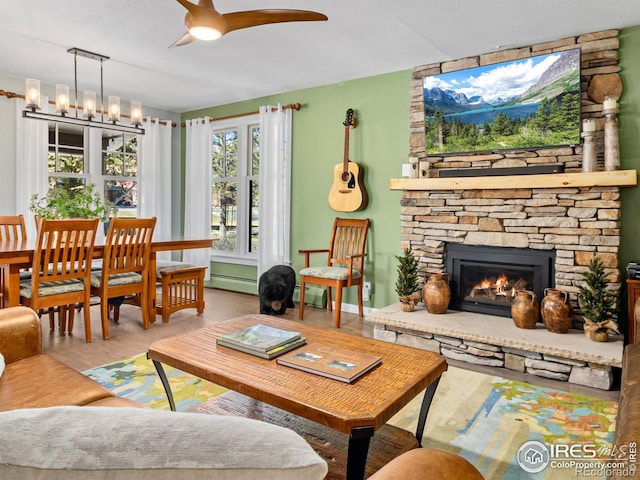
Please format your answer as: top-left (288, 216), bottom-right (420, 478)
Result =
top-left (218, 324), bottom-right (301, 352)
top-left (217, 336), bottom-right (307, 359)
top-left (276, 343), bottom-right (382, 383)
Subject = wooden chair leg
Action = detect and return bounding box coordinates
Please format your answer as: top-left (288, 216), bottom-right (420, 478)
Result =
top-left (334, 286), bottom-right (343, 328)
top-left (58, 305), bottom-right (67, 334)
top-left (48, 308), bottom-right (55, 331)
top-left (299, 280), bottom-right (306, 320)
top-left (83, 301), bottom-right (92, 343)
top-left (68, 304), bottom-right (75, 334)
top-left (357, 285), bottom-right (364, 317)
top-left (101, 300), bottom-right (110, 340)
top-left (327, 287), bottom-right (333, 312)
top-left (141, 284), bottom-right (150, 330)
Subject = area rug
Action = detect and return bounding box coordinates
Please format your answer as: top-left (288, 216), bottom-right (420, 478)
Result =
top-left (84, 355), bottom-right (617, 479)
top-left (82, 353), bottom-right (227, 411)
top-left (387, 366), bottom-right (618, 480)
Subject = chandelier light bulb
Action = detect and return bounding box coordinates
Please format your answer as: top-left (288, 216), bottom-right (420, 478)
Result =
top-left (55, 85), bottom-right (70, 115)
top-left (130, 100), bottom-right (143, 127)
top-left (25, 79), bottom-right (41, 110)
top-left (108, 95), bottom-right (120, 123)
top-left (83, 90), bottom-right (96, 119)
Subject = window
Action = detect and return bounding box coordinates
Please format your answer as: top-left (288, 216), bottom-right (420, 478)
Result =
top-left (101, 131), bottom-right (139, 218)
top-left (211, 114), bottom-right (259, 262)
top-left (46, 123), bottom-right (139, 217)
top-left (47, 122), bottom-right (87, 191)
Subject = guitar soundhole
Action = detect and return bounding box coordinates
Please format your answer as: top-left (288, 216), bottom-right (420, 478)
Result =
top-left (342, 172), bottom-right (355, 188)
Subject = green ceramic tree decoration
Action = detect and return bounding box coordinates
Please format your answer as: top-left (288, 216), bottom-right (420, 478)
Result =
top-left (577, 254), bottom-right (620, 342)
top-left (395, 247), bottom-right (421, 311)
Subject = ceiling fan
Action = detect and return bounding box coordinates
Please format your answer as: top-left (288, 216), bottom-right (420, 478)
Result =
top-left (170, 0), bottom-right (328, 47)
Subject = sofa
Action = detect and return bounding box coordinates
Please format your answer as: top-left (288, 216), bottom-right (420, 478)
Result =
top-left (0, 306), bottom-right (141, 411)
top-left (0, 305), bottom-right (482, 479)
top-left (610, 343), bottom-right (640, 480)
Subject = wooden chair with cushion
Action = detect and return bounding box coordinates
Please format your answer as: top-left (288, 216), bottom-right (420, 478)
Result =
top-left (299, 217), bottom-right (370, 328)
top-left (0, 215), bottom-right (28, 309)
top-left (19, 218), bottom-right (99, 342)
top-left (91, 217), bottom-right (156, 340)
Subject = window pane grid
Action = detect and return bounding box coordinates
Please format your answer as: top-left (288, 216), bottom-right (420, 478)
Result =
top-left (211, 120), bottom-right (259, 257)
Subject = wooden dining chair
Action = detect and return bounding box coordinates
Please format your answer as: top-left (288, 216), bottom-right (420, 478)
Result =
top-left (0, 215), bottom-right (27, 309)
top-left (19, 218), bottom-right (99, 342)
top-left (91, 217), bottom-right (156, 340)
top-left (298, 217), bottom-right (370, 328)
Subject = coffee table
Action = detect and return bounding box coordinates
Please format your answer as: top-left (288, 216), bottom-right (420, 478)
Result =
top-left (148, 314), bottom-right (447, 480)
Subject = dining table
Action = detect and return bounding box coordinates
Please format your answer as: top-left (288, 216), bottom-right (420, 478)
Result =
top-left (0, 236), bottom-right (213, 321)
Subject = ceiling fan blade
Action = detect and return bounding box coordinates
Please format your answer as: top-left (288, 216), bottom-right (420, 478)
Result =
top-left (169, 32), bottom-right (196, 48)
top-left (175, 0), bottom-right (215, 17)
top-left (222, 10), bottom-right (328, 35)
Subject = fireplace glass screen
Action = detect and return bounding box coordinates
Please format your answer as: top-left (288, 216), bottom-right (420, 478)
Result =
top-left (446, 244), bottom-right (555, 317)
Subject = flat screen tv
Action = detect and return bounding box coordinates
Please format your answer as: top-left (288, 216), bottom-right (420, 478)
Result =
top-left (423, 48), bottom-right (581, 155)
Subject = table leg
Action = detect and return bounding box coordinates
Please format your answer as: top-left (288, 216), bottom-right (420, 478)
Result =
top-left (346, 425), bottom-right (374, 480)
top-left (150, 357), bottom-right (176, 411)
top-left (6, 264), bottom-right (23, 307)
top-left (415, 376), bottom-right (441, 446)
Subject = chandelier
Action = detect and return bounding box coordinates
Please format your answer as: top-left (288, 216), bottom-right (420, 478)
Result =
top-left (22, 47), bottom-right (145, 135)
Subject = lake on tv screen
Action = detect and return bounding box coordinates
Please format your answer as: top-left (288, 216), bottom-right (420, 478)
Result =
top-left (436, 103), bottom-right (539, 125)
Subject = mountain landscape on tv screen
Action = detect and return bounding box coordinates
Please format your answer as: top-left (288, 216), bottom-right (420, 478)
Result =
top-left (424, 48), bottom-right (581, 155)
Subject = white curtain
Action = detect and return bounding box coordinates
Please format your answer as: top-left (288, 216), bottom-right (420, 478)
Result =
top-left (139, 117), bottom-right (173, 260)
top-left (257, 104), bottom-right (292, 281)
top-left (183, 117), bottom-right (212, 275)
top-left (15, 97), bottom-right (49, 239)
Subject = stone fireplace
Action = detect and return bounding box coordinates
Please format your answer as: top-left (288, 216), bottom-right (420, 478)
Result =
top-left (365, 29), bottom-right (638, 390)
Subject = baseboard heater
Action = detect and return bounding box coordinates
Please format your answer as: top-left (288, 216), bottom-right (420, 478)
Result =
top-left (293, 285), bottom-right (327, 308)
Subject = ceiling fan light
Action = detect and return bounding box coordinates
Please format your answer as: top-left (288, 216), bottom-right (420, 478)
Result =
top-left (189, 26), bottom-right (222, 41)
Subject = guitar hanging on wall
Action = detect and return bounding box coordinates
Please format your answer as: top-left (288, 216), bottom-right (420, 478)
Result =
top-left (328, 108), bottom-right (368, 212)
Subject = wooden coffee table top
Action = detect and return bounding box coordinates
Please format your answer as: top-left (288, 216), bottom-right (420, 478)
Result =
top-left (148, 314), bottom-right (446, 434)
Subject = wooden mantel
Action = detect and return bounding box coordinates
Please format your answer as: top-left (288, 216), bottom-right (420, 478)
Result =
top-left (390, 169), bottom-right (637, 191)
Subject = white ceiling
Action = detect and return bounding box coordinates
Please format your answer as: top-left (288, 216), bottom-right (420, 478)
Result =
top-left (2, 0), bottom-right (640, 113)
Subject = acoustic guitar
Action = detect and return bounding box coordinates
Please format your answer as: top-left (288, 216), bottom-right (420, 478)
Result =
top-left (328, 108), bottom-right (368, 212)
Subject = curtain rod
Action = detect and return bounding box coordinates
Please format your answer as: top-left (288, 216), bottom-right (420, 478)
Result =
top-left (181, 102), bottom-right (301, 127)
top-left (0, 88), bottom-right (176, 127)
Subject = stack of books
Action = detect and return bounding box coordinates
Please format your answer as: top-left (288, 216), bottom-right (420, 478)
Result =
top-left (276, 343), bottom-right (382, 383)
top-left (216, 324), bottom-right (306, 359)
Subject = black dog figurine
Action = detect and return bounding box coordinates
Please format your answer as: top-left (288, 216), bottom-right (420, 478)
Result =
top-left (259, 265), bottom-right (296, 315)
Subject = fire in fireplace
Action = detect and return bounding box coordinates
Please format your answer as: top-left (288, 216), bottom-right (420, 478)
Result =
top-left (445, 244), bottom-right (555, 317)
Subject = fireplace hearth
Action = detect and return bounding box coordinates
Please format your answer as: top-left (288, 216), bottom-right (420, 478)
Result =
top-left (446, 244), bottom-right (555, 318)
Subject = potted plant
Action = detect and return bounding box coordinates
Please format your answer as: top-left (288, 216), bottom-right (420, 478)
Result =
top-left (29, 183), bottom-right (117, 222)
top-left (395, 247), bottom-right (421, 312)
top-left (577, 254), bottom-right (620, 342)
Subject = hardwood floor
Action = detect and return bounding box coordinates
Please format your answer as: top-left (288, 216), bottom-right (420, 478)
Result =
top-left (42, 287), bottom-right (372, 372)
top-left (41, 287), bottom-right (619, 402)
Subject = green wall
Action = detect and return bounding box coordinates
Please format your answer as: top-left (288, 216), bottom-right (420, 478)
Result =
top-left (184, 25), bottom-right (640, 311)
top-left (619, 25), bottom-right (640, 272)
top-left (183, 71), bottom-right (410, 309)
